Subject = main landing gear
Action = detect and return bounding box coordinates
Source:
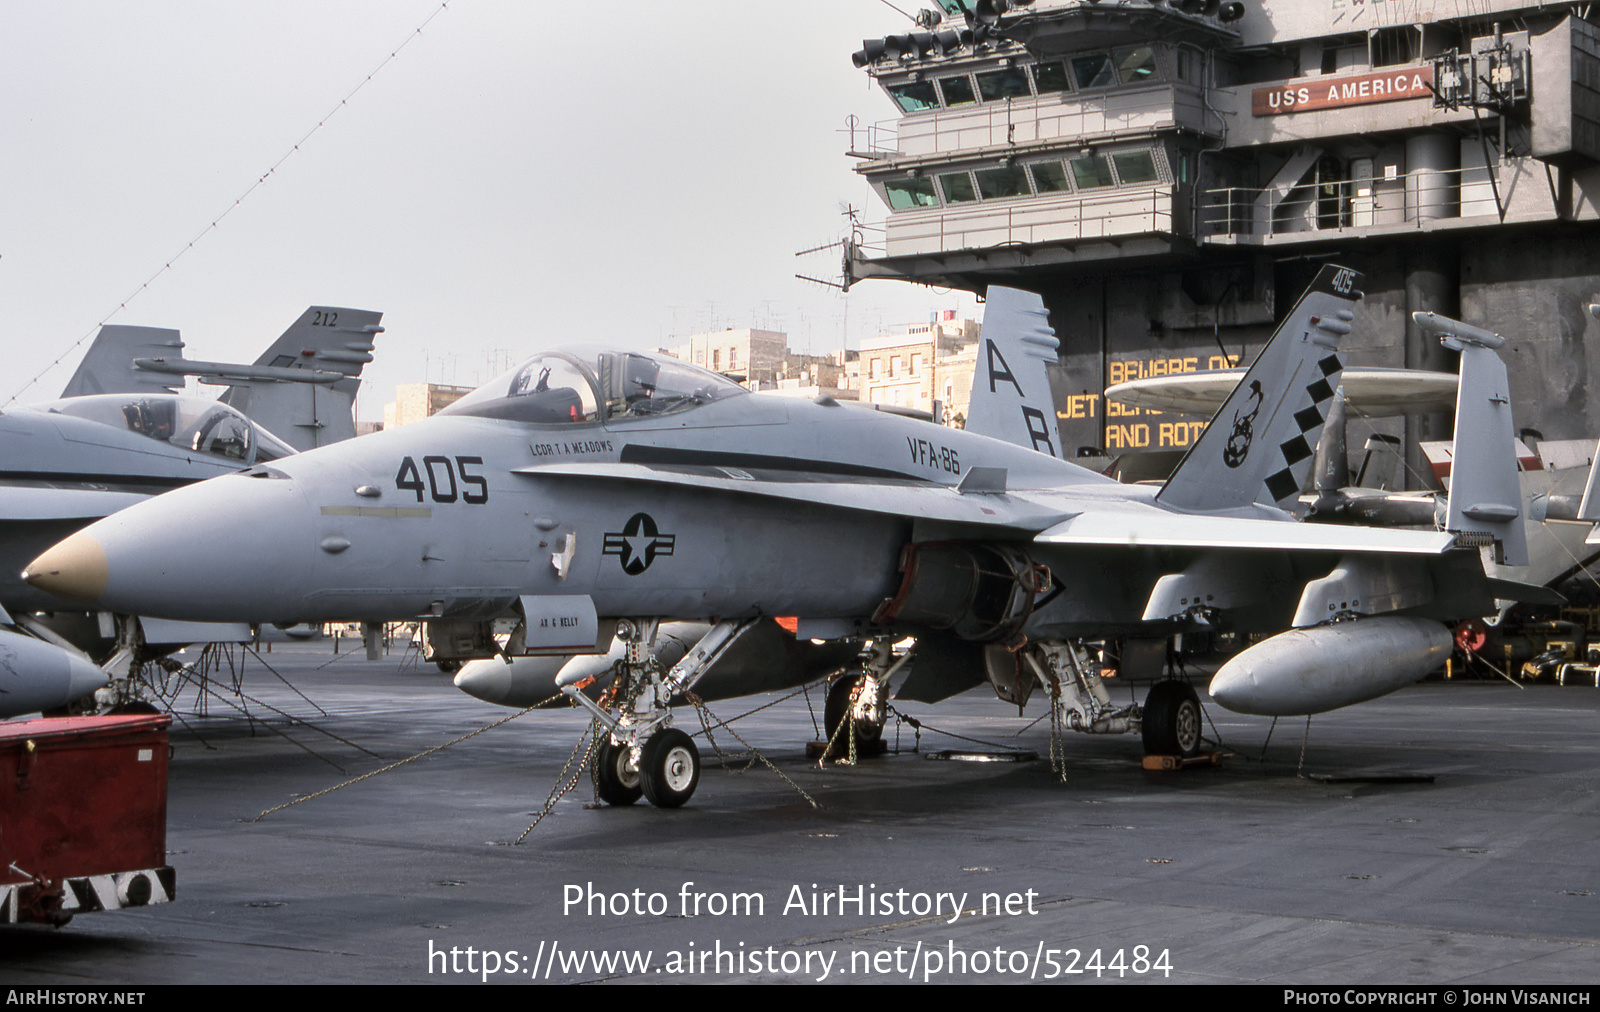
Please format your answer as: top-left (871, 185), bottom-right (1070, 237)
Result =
top-left (819, 638), bottom-right (900, 760)
top-left (562, 618), bottom-right (753, 809)
top-left (1140, 680), bottom-right (1202, 758)
top-left (1016, 639), bottom-right (1206, 762)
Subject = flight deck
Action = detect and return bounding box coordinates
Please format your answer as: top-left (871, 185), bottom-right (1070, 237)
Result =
top-left (3, 639), bottom-right (1597, 985)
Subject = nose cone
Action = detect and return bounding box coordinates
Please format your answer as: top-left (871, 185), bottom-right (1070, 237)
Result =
top-left (22, 471), bottom-right (316, 623)
top-left (23, 531), bottom-right (110, 603)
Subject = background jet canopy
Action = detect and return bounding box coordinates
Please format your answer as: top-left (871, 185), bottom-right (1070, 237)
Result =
top-left (45, 394), bottom-right (294, 463)
top-left (441, 348), bottom-right (747, 424)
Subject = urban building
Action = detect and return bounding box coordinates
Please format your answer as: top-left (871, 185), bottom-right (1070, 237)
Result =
top-left (383, 382), bottom-right (474, 429)
top-left (858, 311), bottom-right (983, 419)
top-left (665, 329), bottom-right (788, 387)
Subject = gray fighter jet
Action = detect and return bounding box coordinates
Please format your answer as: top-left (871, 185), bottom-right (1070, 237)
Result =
top-left (0, 308), bottom-right (381, 717)
top-left (24, 267), bottom-right (1537, 804)
top-left (2, 306), bottom-right (382, 614)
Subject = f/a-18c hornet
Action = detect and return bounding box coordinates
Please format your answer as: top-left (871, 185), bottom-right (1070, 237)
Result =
top-left (0, 307), bottom-right (382, 719)
top-left (24, 266), bottom-right (1542, 805)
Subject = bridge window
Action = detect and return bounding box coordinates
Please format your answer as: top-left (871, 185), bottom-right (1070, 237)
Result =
top-left (976, 66), bottom-right (1031, 101)
top-left (1070, 153), bottom-right (1115, 189)
top-left (1175, 47), bottom-right (1202, 84)
top-left (885, 176), bottom-right (939, 210)
top-left (976, 165), bottom-right (1030, 200)
top-left (1115, 46), bottom-right (1160, 84)
top-left (888, 81), bottom-right (940, 112)
top-left (1112, 150), bottom-right (1160, 185)
top-left (1028, 160), bottom-right (1071, 194)
top-left (1033, 61), bottom-right (1071, 94)
top-left (938, 75), bottom-right (977, 106)
top-left (1071, 53), bottom-right (1117, 90)
top-left (939, 171), bottom-right (978, 203)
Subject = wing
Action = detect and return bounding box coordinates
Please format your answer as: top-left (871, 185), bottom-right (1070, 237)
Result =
top-left (0, 483), bottom-right (149, 522)
top-left (1105, 366), bottom-right (1458, 417)
top-left (515, 460), bottom-right (1458, 557)
top-left (514, 461), bottom-right (1068, 530)
top-left (1036, 510), bottom-right (1453, 554)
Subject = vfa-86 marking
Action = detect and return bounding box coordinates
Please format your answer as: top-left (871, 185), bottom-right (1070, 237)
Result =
top-left (27, 267), bottom-right (1545, 809)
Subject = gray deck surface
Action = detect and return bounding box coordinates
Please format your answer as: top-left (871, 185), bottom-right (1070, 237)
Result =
top-left (4, 640), bottom-right (1598, 985)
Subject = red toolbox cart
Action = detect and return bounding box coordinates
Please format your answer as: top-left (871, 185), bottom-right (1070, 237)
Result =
top-left (1, 713), bottom-right (176, 926)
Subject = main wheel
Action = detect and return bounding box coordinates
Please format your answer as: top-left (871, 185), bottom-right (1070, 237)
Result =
top-left (825, 674), bottom-right (883, 754)
top-left (640, 728), bottom-right (700, 808)
top-left (1142, 681), bottom-right (1203, 758)
top-left (593, 738), bottom-right (643, 806)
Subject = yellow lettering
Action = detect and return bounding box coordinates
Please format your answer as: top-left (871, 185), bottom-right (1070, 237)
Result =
top-left (1060, 393), bottom-right (1100, 419)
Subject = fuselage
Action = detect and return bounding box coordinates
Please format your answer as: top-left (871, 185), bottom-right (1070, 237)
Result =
top-left (24, 346), bottom-right (1495, 646)
top-left (35, 364), bottom-right (1114, 624)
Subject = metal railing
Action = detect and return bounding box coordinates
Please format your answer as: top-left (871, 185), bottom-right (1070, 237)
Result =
top-left (855, 188), bottom-right (1179, 259)
top-left (1199, 162), bottom-right (1507, 240)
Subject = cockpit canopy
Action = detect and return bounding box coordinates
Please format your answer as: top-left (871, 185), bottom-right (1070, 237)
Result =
top-left (441, 348), bottom-right (746, 424)
top-left (44, 394), bottom-right (296, 463)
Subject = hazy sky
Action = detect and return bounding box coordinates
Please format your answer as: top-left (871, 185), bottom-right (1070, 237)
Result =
top-left (2, 1), bottom-right (983, 422)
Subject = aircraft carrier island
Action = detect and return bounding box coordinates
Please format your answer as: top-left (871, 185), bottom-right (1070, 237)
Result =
top-left (844, 0), bottom-right (1600, 475)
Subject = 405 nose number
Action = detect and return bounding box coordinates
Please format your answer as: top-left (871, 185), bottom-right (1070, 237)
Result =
top-left (395, 455), bottom-right (489, 504)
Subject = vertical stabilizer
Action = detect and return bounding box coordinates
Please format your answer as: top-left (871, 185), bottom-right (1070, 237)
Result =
top-left (964, 286), bottom-right (1062, 458)
top-left (1413, 311), bottom-right (1528, 566)
top-left (1158, 264), bottom-right (1363, 513)
top-left (60, 326), bottom-right (185, 398)
top-left (216, 307), bottom-right (383, 451)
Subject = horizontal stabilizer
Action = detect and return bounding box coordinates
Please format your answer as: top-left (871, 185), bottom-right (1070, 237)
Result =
top-left (1484, 577), bottom-right (1565, 606)
top-left (216, 306), bottom-right (384, 452)
top-left (60, 326), bottom-right (186, 398)
top-left (1107, 366), bottom-right (1457, 418)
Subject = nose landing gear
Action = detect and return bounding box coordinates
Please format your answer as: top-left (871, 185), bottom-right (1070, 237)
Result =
top-left (562, 617), bottom-right (752, 808)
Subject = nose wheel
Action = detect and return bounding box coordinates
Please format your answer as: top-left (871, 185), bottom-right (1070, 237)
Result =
top-left (640, 728), bottom-right (700, 808)
top-left (593, 738), bottom-right (643, 806)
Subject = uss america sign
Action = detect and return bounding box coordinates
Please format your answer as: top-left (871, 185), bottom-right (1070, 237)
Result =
top-left (1252, 66), bottom-right (1435, 116)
